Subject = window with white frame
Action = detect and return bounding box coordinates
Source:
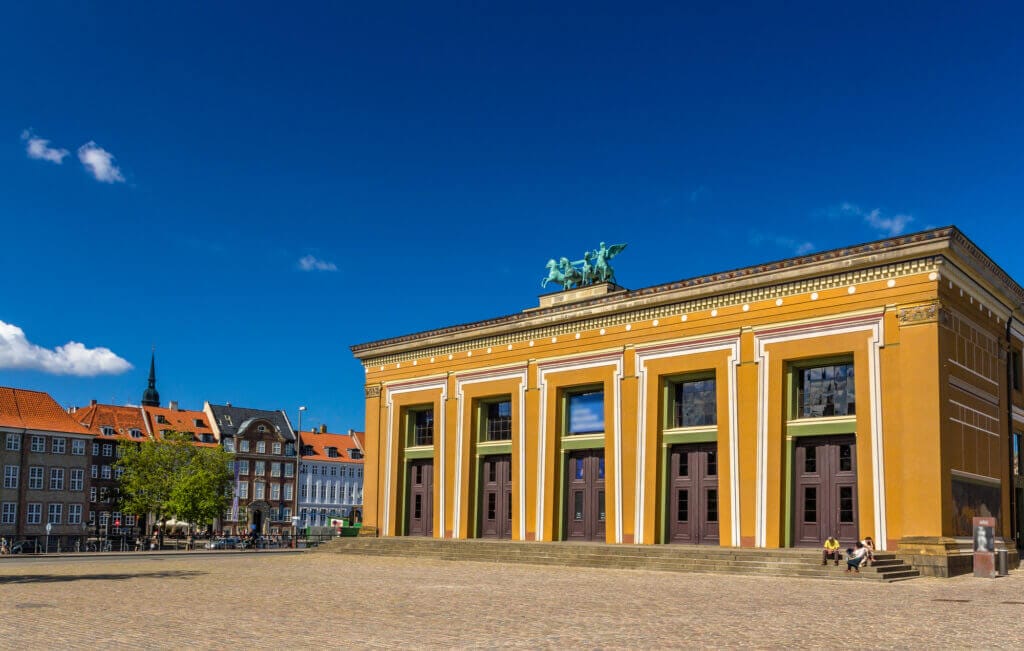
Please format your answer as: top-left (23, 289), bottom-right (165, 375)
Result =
top-left (254, 461), bottom-right (265, 476)
top-left (90, 465), bottom-right (98, 479)
top-left (116, 446), bottom-right (123, 458)
top-left (300, 485), bottom-right (307, 499)
top-left (257, 424), bottom-right (266, 433)
top-left (271, 462), bottom-right (281, 477)
top-left (31, 436), bottom-right (45, 453)
top-left (115, 466), bottom-right (124, 479)
top-left (239, 440), bottom-right (249, 453)
top-left (49, 468), bottom-right (64, 490)
top-left (70, 468), bottom-right (84, 491)
top-left (237, 481), bottom-right (249, 499)
top-left (272, 442), bottom-right (281, 455)
top-left (125, 514), bottom-right (136, 526)
top-left (282, 507), bottom-right (291, 519)
top-left (48, 503), bottom-right (62, 524)
top-left (29, 466), bottom-right (43, 490)
top-left (72, 439), bottom-right (85, 455)
top-left (1, 502), bottom-right (16, 524)
top-left (284, 463), bottom-right (294, 478)
top-left (238, 459), bottom-right (249, 475)
top-left (254, 481), bottom-right (265, 499)
top-left (129, 429), bottom-right (143, 439)
top-left (102, 444), bottom-right (113, 457)
top-left (68, 504), bottom-right (83, 524)
top-left (331, 466), bottom-right (338, 477)
top-left (52, 438), bottom-right (66, 454)
top-left (3, 465), bottom-right (18, 489)
top-left (101, 465), bottom-right (111, 479)
top-left (99, 511), bottom-right (109, 526)
top-left (4, 433), bottom-right (20, 451)
top-left (283, 484), bottom-right (293, 501)
top-left (224, 438), bottom-right (235, 452)
top-left (27, 503), bottom-right (41, 524)
top-left (270, 483), bottom-right (281, 500)
top-left (88, 510), bottom-right (95, 524)
top-left (256, 441), bottom-right (266, 454)
top-left (89, 487), bottom-right (97, 503)
top-left (100, 426), bottom-right (115, 437)
top-left (92, 442), bottom-right (99, 456)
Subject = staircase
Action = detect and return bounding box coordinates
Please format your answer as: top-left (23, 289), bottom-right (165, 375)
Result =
top-left (317, 538), bottom-right (920, 582)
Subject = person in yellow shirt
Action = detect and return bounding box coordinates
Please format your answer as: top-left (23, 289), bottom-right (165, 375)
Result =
top-left (822, 535), bottom-right (841, 565)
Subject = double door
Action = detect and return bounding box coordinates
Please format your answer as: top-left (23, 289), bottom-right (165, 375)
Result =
top-left (565, 450), bottom-right (605, 541)
top-left (479, 454), bottom-right (512, 539)
top-left (794, 436), bottom-right (858, 546)
top-left (407, 459), bottom-right (434, 537)
top-left (668, 443), bottom-right (719, 544)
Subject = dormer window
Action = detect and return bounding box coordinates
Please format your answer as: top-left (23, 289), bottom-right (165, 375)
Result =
top-left (201, 433), bottom-right (214, 443)
top-left (129, 429), bottom-right (143, 439)
top-left (301, 445), bottom-right (314, 456)
top-left (100, 426), bottom-right (116, 437)
top-left (156, 415), bottom-right (168, 424)
top-left (223, 414), bottom-right (233, 426)
top-left (326, 447), bottom-right (339, 458)
top-left (194, 419), bottom-right (205, 428)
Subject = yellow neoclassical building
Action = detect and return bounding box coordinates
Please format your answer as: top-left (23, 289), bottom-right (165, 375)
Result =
top-left (352, 227), bottom-right (1024, 574)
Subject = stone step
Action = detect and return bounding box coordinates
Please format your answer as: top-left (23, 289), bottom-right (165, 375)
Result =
top-left (317, 538), bottom-right (920, 583)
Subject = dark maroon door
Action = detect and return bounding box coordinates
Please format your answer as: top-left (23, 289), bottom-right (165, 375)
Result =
top-left (565, 450), bottom-right (606, 541)
top-left (668, 444), bottom-right (720, 544)
top-left (794, 436), bottom-right (857, 546)
top-left (480, 455), bottom-right (512, 539)
top-left (407, 459), bottom-right (433, 537)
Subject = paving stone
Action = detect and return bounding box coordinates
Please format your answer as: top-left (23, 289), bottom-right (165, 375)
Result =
top-left (0, 553), bottom-right (1022, 648)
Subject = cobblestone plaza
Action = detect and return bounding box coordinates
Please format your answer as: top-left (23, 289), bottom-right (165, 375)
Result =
top-left (1, 552), bottom-right (1022, 648)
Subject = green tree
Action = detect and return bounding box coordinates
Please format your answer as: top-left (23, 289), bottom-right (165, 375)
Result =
top-left (166, 444), bottom-right (234, 531)
top-left (116, 432), bottom-right (233, 532)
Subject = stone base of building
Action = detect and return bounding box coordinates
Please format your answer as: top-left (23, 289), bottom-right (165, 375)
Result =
top-left (895, 536), bottom-right (1021, 577)
top-left (358, 525), bottom-right (379, 537)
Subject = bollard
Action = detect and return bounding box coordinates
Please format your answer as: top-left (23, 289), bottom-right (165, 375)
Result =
top-left (997, 549), bottom-right (1009, 576)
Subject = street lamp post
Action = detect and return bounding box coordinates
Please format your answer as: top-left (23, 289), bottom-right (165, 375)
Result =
top-left (295, 406), bottom-right (306, 548)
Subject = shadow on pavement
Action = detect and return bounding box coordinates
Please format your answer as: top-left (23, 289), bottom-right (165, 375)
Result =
top-left (0, 570), bottom-right (205, 585)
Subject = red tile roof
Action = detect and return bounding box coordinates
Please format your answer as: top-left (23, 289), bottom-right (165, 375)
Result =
top-left (298, 430), bottom-right (365, 463)
top-left (73, 402), bottom-right (148, 442)
top-left (143, 405), bottom-right (220, 448)
top-left (0, 387), bottom-right (94, 435)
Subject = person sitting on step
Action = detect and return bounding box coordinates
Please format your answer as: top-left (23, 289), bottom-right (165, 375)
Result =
top-left (822, 535), bottom-right (841, 566)
top-left (860, 536), bottom-right (875, 567)
top-left (846, 541), bottom-right (868, 573)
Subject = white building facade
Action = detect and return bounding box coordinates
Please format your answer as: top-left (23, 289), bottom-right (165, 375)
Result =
top-left (297, 428), bottom-right (364, 528)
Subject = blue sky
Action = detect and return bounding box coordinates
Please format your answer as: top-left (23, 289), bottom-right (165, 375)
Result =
top-left (1, 2), bottom-right (1022, 431)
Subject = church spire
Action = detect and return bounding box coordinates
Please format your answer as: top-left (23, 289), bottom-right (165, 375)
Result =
top-left (141, 349), bottom-right (161, 407)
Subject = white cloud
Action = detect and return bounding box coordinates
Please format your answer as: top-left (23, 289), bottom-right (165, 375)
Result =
top-left (298, 255), bottom-right (338, 272)
top-left (21, 129), bottom-right (69, 164)
top-left (77, 141), bottom-right (125, 183)
top-left (749, 232), bottom-right (815, 256)
top-left (0, 320), bottom-right (132, 376)
top-left (836, 202), bottom-right (913, 237)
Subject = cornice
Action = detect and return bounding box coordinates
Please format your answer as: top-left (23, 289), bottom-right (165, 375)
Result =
top-left (351, 227), bottom-right (1024, 367)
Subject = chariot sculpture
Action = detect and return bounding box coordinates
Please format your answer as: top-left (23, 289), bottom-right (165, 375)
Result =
top-left (541, 242), bottom-right (627, 290)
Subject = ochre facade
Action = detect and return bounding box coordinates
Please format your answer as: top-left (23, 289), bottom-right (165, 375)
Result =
top-left (352, 228), bottom-right (1024, 574)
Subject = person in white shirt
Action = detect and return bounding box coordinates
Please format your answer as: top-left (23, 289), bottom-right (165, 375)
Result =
top-left (860, 536), bottom-right (875, 567)
top-left (845, 541), bottom-right (867, 573)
